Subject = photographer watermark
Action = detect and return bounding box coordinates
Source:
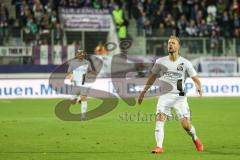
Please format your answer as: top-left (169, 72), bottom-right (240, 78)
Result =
top-left (118, 111), bottom-right (189, 123)
top-left (49, 40), bottom-right (173, 121)
top-left (119, 111), bottom-right (156, 122)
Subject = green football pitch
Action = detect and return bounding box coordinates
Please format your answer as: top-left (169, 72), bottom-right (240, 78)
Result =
top-left (0, 97), bottom-right (240, 160)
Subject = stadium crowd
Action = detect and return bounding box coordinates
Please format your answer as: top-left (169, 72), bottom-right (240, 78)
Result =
top-left (0, 0), bottom-right (240, 45)
top-left (130, 0), bottom-right (240, 38)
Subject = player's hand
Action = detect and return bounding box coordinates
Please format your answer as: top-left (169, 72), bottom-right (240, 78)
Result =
top-left (138, 91), bottom-right (145, 105)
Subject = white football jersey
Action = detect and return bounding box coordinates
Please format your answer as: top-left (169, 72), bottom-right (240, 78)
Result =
top-left (152, 56), bottom-right (197, 94)
top-left (68, 59), bottom-right (92, 84)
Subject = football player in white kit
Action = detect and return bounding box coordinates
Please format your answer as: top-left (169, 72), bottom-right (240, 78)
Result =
top-left (138, 36), bottom-right (203, 153)
top-left (66, 49), bottom-right (93, 119)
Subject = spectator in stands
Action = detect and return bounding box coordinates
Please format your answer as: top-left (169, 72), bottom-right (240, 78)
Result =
top-left (152, 3), bottom-right (166, 27)
top-left (33, 1), bottom-right (44, 25)
top-left (152, 9), bottom-right (163, 32)
top-left (220, 10), bottom-right (231, 37)
top-left (143, 0), bottom-right (157, 17)
top-left (195, 7), bottom-right (204, 25)
top-left (209, 30), bottom-right (220, 55)
top-left (186, 19), bottom-right (199, 52)
top-left (102, 0), bottom-right (109, 9)
top-left (177, 14), bottom-right (187, 36)
top-left (207, 2), bottom-right (217, 19)
top-left (33, 0), bottom-right (43, 12)
top-left (41, 12), bottom-right (51, 29)
top-left (39, 12), bottom-right (51, 44)
top-left (108, 0), bottom-right (116, 12)
top-left (54, 22), bottom-right (63, 45)
top-left (231, 0), bottom-right (240, 15)
top-left (164, 13), bottom-right (176, 36)
top-left (216, 0), bottom-right (228, 16)
top-left (0, 3), bottom-right (9, 45)
top-left (189, 3), bottom-right (200, 20)
top-left (12, 0), bottom-right (23, 20)
top-left (177, 0), bottom-right (184, 15)
top-left (156, 22), bottom-right (165, 37)
top-left (132, 0), bottom-right (143, 36)
top-left (142, 11), bottom-right (152, 36)
top-left (26, 16), bottom-right (38, 35)
top-left (93, 0), bottom-right (102, 9)
top-left (171, 2), bottom-right (181, 20)
top-left (23, 16), bottom-right (38, 45)
top-left (206, 13), bottom-right (220, 35)
top-left (233, 12), bottom-right (240, 37)
top-left (198, 19), bottom-right (208, 37)
top-left (185, 0), bottom-right (195, 18)
top-left (20, 0), bottom-right (29, 17)
top-left (21, 5), bottom-right (31, 26)
top-left (186, 19), bottom-right (198, 36)
top-left (44, 1), bottom-right (53, 14)
top-left (112, 4), bottom-right (127, 39)
top-left (151, 13), bottom-right (161, 35)
top-left (125, 0), bottom-right (133, 19)
top-left (50, 10), bottom-right (58, 26)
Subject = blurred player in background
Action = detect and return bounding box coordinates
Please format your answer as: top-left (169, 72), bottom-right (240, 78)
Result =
top-left (94, 41), bottom-right (108, 55)
top-left (66, 49), bottom-right (94, 119)
top-left (138, 36), bottom-right (203, 153)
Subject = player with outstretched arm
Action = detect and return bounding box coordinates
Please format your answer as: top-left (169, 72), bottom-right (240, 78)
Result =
top-left (138, 36), bottom-right (203, 153)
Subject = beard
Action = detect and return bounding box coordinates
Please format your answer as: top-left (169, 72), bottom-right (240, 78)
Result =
top-left (168, 48), bottom-right (175, 54)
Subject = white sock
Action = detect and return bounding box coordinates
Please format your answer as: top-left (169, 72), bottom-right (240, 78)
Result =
top-left (155, 121), bottom-right (165, 148)
top-left (187, 126), bottom-right (198, 140)
top-left (81, 101), bottom-right (87, 114)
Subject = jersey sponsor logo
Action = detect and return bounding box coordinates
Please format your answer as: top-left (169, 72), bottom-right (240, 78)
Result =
top-left (177, 63), bottom-right (184, 71)
top-left (75, 65), bottom-right (88, 72)
top-left (162, 71), bottom-right (182, 83)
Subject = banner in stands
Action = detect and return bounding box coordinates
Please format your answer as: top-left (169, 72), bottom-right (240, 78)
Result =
top-left (59, 8), bottom-right (111, 30)
top-left (199, 57), bottom-right (237, 76)
top-left (33, 45), bottom-right (77, 65)
top-left (0, 46), bottom-right (32, 57)
top-left (0, 78), bottom-right (240, 99)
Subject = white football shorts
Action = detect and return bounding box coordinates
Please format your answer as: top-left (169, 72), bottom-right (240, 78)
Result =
top-left (71, 81), bottom-right (91, 100)
top-left (156, 93), bottom-right (191, 119)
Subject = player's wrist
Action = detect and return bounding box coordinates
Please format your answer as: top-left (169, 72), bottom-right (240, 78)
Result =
top-left (142, 90), bottom-right (147, 94)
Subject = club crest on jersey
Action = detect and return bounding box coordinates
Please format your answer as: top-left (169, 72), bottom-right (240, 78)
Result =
top-left (177, 63), bottom-right (184, 71)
